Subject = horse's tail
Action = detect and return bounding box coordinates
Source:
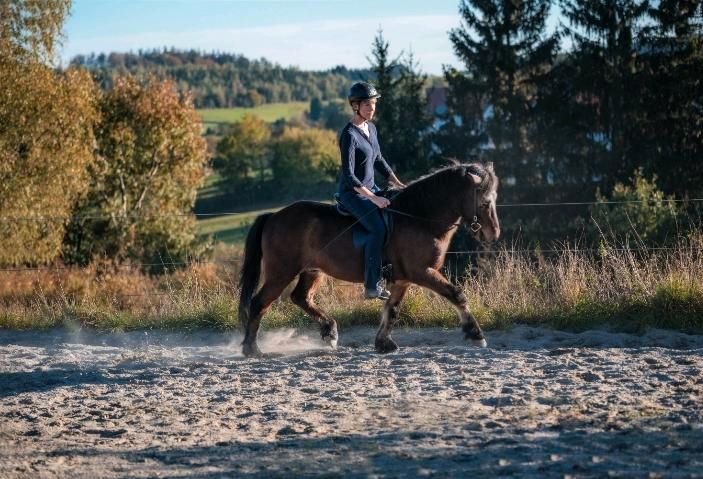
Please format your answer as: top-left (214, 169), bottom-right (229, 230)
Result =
top-left (238, 213), bottom-right (273, 328)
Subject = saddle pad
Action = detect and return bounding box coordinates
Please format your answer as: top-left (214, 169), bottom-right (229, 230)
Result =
top-left (334, 193), bottom-right (393, 249)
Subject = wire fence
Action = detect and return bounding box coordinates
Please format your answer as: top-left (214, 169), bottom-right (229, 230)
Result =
top-left (1, 197), bottom-right (700, 278)
top-left (0, 245), bottom-right (691, 276)
top-left (1, 244), bottom-right (697, 300)
top-left (1, 197), bottom-right (702, 222)
top-left (0, 259), bottom-right (241, 274)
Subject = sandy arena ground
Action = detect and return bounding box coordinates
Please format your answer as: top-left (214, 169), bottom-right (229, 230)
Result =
top-left (1, 325), bottom-right (702, 478)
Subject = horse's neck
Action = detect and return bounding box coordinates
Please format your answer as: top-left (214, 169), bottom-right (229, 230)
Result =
top-left (395, 187), bottom-right (463, 237)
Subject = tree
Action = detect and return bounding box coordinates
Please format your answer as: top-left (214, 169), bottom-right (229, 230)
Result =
top-left (0, 0), bottom-right (99, 266)
top-left (369, 30), bottom-right (401, 153)
top-left (368, 30), bottom-right (433, 176)
top-left (634, 0), bottom-right (703, 195)
top-left (309, 97), bottom-right (323, 122)
top-left (63, 76), bottom-right (207, 270)
top-left (270, 126), bottom-right (338, 190)
top-left (560, 0), bottom-right (650, 190)
top-left (70, 48), bottom-right (375, 108)
top-left (442, 0), bottom-right (559, 185)
top-left (214, 114), bottom-right (271, 185)
top-left (590, 169), bottom-right (682, 244)
top-left (393, 51), bottom-right (433, 175)
top-left (0, 65), bottom-right (98, 265)
top-left (0, 0), bottom-right (71, 64)
top-left (319, 100), bottom-right (349, 131)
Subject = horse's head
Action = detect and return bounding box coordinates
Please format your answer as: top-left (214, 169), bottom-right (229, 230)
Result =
top-left (463, 163), bottom-right (500, 242)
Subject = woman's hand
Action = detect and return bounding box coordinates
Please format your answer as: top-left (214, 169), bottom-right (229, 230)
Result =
top-left (389, 173), bottom-right (405, 188)
top-left (354, 185), bottom-right (391, 208)
top-left (371, 195), bottom-right (391, 209)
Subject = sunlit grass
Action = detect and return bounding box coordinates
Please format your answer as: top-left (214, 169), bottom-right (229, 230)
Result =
top-left (1, 236), bottom-right (702, 334)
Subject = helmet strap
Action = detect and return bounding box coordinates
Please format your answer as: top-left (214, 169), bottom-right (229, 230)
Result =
top-left (352, 102), bottom-right (369, 123)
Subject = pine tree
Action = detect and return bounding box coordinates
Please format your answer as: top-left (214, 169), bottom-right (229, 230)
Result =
top-left (560, 0), bottom-right (650, 190)
top-left (443, 0), bottom-right (559, 186)
top-left (369, 31), bottom-right (432, 176)
top-left (394, 51), bottom-right (433, 175)
top-left (635, 0), bottom-right (703, 194)
top-left (368, 30), bottom-right (401, 168)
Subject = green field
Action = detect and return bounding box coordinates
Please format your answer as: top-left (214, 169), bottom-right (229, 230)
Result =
top-left (197, 172), bottom-right (228, 201)
top-left (198, 102), bottom-right (309, 125)
top-left (197, 205), bottom-right (281, 244)
top-left (197, 198), bottom-right (334, 245)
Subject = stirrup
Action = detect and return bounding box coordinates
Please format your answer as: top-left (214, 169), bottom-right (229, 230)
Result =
top-left (381, 263), bottom-right (393, 281)
top-left (364, 287), bottom-right (391, 300)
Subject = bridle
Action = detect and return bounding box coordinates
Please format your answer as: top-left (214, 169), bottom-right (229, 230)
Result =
top-left (469, 186), bottom-right (482, 233)
top-left (385, 184), bottom-right (483, 233)
top-left (318, 169), bottom-right (487, 255)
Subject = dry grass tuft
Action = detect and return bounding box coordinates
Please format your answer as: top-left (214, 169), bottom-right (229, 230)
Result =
top-left (1, 235), bottom-right (702, 334)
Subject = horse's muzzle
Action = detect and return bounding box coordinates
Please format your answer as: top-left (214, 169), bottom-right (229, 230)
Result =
top-left (482, 225), bottom-right (500, 242)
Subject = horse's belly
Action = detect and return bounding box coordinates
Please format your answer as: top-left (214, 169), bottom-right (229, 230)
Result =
top-left (314, 252), bottom-right (365, 284)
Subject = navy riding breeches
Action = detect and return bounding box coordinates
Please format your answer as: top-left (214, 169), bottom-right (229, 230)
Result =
top-left (337, 189), bottom-right (387, 291)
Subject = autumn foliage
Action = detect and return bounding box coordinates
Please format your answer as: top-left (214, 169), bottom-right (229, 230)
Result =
top-left (0, 1), bottom-right (207, 268)
top-left (64, 76), bottom-right (207, 269)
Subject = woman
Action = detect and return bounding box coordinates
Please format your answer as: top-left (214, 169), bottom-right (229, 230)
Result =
top-left (337, 81), bottom-right (405, 300)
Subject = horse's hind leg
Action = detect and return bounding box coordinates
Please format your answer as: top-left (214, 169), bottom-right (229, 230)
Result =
top-left (242, 277), bottom-right (294, 357)
top-left (375, 282), bottom-right (410, 353)
top-left (290, 271), bottom-right (338, 348)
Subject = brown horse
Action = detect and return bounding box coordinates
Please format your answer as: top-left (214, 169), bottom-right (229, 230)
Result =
top-left (238, 162), bottom-right (500, 357)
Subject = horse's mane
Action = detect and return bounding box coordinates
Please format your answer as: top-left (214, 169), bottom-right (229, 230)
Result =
top-left (389, 161), bottom-right (498, 215)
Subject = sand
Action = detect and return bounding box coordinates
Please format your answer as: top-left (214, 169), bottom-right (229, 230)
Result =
top-left (1, 325), bottom-right (702, 478)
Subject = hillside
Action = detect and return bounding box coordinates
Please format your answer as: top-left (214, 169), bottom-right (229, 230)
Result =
top-left (70, 49), bottom-right (373, 108)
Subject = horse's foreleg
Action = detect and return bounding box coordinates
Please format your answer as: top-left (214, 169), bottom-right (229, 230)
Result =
top-left (242, 278), bottom-right (293, 357)
top-left (412, 268), bottom-right (487, 347)
top-left (290, 271), bottom-right (338, 348)
top-left (375, 282), bottom-right (410, 354)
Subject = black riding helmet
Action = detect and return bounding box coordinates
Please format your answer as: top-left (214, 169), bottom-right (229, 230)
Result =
top-left (348, 82), bottom-right (381, 104)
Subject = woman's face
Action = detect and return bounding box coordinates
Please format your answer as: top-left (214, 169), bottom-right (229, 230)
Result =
top-left (357, 98), bottom-right (377, 120)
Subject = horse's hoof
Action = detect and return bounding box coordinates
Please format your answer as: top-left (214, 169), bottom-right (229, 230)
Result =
top-left (471, 338), bottom-right (488, 348)
top-left (242, 342), bottom-right (263, 358)
top-left (463, 323), bottom-right (486, 347)
top-left (321, 323), bottom-right (338, 349)
top-left (375, 337), bottom-right (399, 354)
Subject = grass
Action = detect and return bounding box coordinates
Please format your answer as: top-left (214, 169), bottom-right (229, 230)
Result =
top-left (1, 236), bottom-right (702, 335)
top-left (198, 102), bottom-right (309, 125)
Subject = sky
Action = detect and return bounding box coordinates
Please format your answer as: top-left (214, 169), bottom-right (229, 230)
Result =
top-left (61, 0), bottom-right (471, 74)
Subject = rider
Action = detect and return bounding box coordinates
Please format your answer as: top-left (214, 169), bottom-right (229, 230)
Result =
top-left (337, 81), bottom-right (405, 300)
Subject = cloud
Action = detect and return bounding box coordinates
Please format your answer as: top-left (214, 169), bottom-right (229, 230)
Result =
top-left (61, 15), bottom-right (461, 74)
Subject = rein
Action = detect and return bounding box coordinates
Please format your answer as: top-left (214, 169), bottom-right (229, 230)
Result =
top-left (384, 207), bottom-right (462, 230)
top-left (385, 186), bottom-right (482, 233)
top-left (316, 184), bottom-right (483, 256)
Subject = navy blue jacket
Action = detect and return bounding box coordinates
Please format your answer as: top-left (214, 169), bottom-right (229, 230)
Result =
top-left (337, 122), bottom-right (392, 193)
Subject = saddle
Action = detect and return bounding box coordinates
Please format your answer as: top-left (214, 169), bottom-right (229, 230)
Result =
top-left (334, 192), bottom-right (394, 282)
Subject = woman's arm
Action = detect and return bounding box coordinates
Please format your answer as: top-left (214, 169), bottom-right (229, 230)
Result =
top-left (371, 124), bottom-right (405, 188)
top-left (339, 130), bottom-right (363, 189)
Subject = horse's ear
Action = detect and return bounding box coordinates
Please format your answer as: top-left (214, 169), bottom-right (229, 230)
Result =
top-left (486, 162), bottom-right (494, 173)
top-left (468, 172), bottom-right (482, 185)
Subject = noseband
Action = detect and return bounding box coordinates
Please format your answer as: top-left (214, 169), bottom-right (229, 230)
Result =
top-left (467, 167), bottom-right (484, 234)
